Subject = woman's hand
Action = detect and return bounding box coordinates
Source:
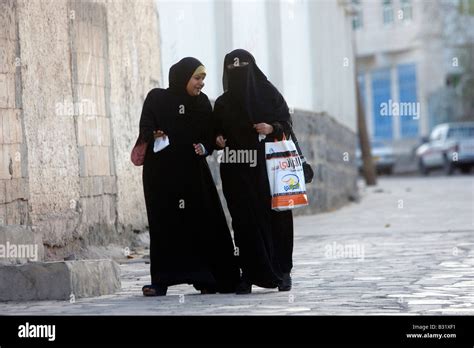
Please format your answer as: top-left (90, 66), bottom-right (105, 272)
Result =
top-left (253, 123), bottom-right (273, 135)
top-left (193, 143), bottom-right (206, 156)
top-left (153, 130), bottom-right (166, 139)
top-left (216, 135), bottom-right (227, 149)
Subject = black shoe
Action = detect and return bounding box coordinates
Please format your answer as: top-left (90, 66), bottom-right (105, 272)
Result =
top-left (278, 273), bottom-right (292, 291)
top-left (200, 288), bottom-right (217, 295)
top-left (142, 284), bottom-right (167, 296)
top-left (236, 278), bottom-right (252, 295)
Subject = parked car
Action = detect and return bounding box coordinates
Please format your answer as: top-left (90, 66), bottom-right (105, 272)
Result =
top-left (356, 140), bottom-right (395, 175)
top-left (415, 122), bottom-right (474, 175)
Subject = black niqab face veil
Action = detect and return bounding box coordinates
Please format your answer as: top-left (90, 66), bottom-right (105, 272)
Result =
top-left (222, 49), bottom-right (291, 125)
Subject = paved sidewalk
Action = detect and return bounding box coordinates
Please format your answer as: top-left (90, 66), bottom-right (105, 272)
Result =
top-left (1, 176), bottom-right (473, 315)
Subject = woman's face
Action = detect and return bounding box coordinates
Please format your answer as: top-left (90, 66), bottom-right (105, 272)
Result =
top-left (186, 73), bottom-right (205, 96)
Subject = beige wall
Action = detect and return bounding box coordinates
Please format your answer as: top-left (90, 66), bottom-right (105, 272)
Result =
top-left (0, 0), bottom-right (29, 227)
top-left (0, 0), bottom-right (161, 259)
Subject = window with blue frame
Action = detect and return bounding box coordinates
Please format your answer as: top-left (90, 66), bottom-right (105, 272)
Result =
top-left (352, 0), bottom-right (363, 29)
top-left (400, 0), bottom-right (413, 21)
top-left (397, 63), bottom-right (419, 138)
top-left (383, 0), bottom-right (394, 24)
top-left (371, 68), bottom-right (393, 140)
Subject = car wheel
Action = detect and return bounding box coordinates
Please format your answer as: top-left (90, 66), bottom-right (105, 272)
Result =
top-left (443, 156), bottom-right (455, 176)
top-left (418, 159), bottom-right (429, 176)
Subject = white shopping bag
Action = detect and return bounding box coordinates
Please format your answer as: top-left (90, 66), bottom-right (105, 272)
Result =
top-left (265, 137), bottom-right (309, 211)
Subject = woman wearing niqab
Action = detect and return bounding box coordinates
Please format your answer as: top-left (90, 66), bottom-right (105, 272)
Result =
top-left (213, 49), bottom-right (294, 294)
top-left (139, 57), bottom-right (239, 296)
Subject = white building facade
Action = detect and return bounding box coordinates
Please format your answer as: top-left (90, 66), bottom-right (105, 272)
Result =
top-left (353, 0), bottom-right (471, 145)
top-left (155, 0), bottom-right (357, 134)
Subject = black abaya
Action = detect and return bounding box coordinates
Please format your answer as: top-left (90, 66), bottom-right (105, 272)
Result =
top-left (139, 57), bottom-right (239, 292)
top-left (213, 50), bottom-right (294, 289)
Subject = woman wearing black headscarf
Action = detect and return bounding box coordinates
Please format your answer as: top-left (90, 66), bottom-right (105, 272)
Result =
top-left (139, 57), bottom-right (239, 296)
top-left (213, 49), bottom-right (294, 294)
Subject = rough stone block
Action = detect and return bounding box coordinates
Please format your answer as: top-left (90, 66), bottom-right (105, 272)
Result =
top-left (0, 259), bottom-right (121, 301)
top-left (83, 145), bottom-right (110, 176)
top-left (0, 37), bottom-right (16, 74)
top-left (92, 28), bottom-right (106, 58)
top-left (98, 116), bottom-right (110, 146)
top-left (76, 115), bottom-right (87, 146)
top-left (76, 52), bottom-right (96, 86)
top-left (7, 143), bottom-right (22, 179)
top-left (102, 176), bottom-right (117, 195)
top-left (4, 200), bottom-right (28, 225)
top-left (0, 109), bottom-right (3, 144)
top-left (95, 85), bottom-right (106, 117)
top-left (0, 73), bottom-right (15, 108)
top-left (0, 180), bottom-right (5, 204)
top-left (86, 116), bottom-right (99, 146)
top-left (5, 178), bottom-right (26, 202)
top-left (79, 176), bottom-right (91, 197)
top-left (93, 176), bottom-right (104, 195)
top-left (7, 109), bottom-right (22, 143)
top-left (74, 21), bottom-right (92, 55)
top-left (0, 0), bottom-right (16, 41)
top-left (0, 204), bottom-right (6, 226)
top-left (81, 196), bottom-right (100, 224)
top-left (0, 145), bottom-right (11, 180)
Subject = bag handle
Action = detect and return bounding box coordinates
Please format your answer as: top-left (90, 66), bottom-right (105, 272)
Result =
top-left (289, 128), bottom-right (306, 162)
top-left (274, 133), bottom-right (287, 142)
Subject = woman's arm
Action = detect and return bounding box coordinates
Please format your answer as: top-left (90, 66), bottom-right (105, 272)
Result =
top-left (138, 90), bottom-right (157, 144)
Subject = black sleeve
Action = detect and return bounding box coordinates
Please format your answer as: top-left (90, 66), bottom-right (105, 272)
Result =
top-left (198, 99), bottom-right (215, 157)
top-left (138, 90), bottom-right (157, 144)
top-left (269, 120), bottom-right (292, 140)
top-left (210, 97), bottom-right (225, 151)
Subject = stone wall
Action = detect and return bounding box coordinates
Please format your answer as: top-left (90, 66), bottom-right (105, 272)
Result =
top-left (0, 0), bottom-right (161, 260)
top-left (0, 0), bottom-right (28, 228)
top-left (292, 111), bottom-right (359, 215)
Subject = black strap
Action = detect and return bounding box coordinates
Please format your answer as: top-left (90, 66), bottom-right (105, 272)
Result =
top-left (289, 128), bottom-right (306, 162)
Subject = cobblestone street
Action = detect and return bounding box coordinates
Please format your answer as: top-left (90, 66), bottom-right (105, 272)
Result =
top-left (1, 176), bottom-right (473, 315)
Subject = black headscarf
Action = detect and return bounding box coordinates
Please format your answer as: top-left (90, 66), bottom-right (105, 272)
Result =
top-left (222, 49), bottom-right (291, 124)
top-left (167, 57), bottom-right (209, 113)
top-left (139, 57), bottom-right (212, 146)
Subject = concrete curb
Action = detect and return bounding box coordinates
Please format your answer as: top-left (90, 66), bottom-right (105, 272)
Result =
top-left (0, 259), bottom-right (121, 302)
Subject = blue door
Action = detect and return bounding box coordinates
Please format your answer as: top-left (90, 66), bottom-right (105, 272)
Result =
top-left (371, 68), bottom-right (393, 140)
top-left (398, 63), bottom-right (419, 138)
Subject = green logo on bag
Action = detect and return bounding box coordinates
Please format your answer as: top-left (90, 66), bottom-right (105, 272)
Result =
top-left (282, 174), bottom-right (300, 191)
